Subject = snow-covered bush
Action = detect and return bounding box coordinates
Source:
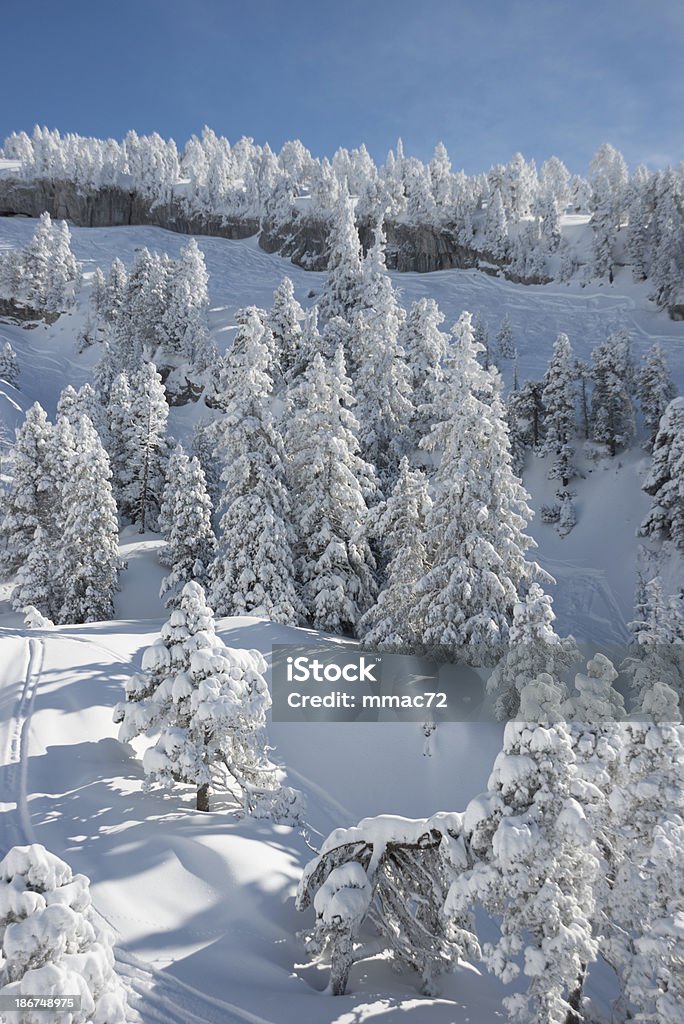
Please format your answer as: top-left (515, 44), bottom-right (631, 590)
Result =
top-left (0, 844), bottom-right (128, 1024)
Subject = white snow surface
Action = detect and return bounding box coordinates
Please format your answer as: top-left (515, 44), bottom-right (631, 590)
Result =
top-left (0, 215), bottom-right (682, 1022)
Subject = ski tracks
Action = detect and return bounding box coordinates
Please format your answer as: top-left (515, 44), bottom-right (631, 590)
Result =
top-left (2, 635), bottom-right (44, 852)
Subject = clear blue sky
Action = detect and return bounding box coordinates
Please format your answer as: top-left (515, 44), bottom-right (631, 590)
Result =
top-left (2, 0), bottom-right (682, 174)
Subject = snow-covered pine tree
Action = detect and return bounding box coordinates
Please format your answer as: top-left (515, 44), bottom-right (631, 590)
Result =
top-left (639, 396), bottom-right (684, 549)
top-left (103, 256), bottom-right (128, 324)
top-left (317, 189), bottom-right (365, 322)
top-left (542, 333), bottom-right (578, 486)
top-left (159, 445), bottom-right (216, 607)
top-left (0, 844), bottom-right (128, 1023)
top-left (91, 266), bottom-right (107, 318)
top-left (446, 675), bottom-right (599, 1024)
top-left (637, 342), bottom-right (677, 449)
top-left (483, 187), bottom-right (508, 260)
top-left (624, 572), bottom-right (684, 705)
top-left (486, 583), bottom-right (578, 720)
top-left (210, 307), bottom-right (302, 624)
top-left (47, 219), bottom-right (79, 311)
top-left (359, 457), bottom-right (432, 651)
top-left (114, 581), bottom-right (301, 817)
top-left (163, 238), bottom-right (213, 368)
top-left (417, 312), bottom-right (546, 662)
top-left (473, 313), bottom-right (492, 369)
top-left (21, 212), bottom-right (53, 310)
top-left (285, 347), bottom-right (377, 634)
top-left (11, 526), bottom-right (57, 623)
top-left (104, 372), bottom-right (133, 517)
top-left (58, 416), bottom-right (120, 624)
top-left (623, 814), bottom-right (684, 1023)
top-left (496, 315), bottom-right (515, 360)
top-left (507, 379), bottom-right (546, 457)
top-left (265, 276), bottom-right (304, 384)
top-left (0, 403), bottom-right (55, 579)
top-left (0, 341), bottom-right (19, 387)
top-left (605, 683), bottom-right (684, 1019)
top-left (590, 333), bottom-right (636, 455)
top-left (352, 224), bottom-right (413, 482)
top-left (123, 362), bottom-right (171, 532)
top-left (398, 297), bottom-right (448, 445)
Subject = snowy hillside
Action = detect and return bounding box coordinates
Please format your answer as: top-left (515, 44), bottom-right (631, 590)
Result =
top-left (0, 209), bottom-right (682, 1024)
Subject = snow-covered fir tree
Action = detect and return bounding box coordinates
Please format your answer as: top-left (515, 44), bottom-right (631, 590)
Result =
top-left (486, 584), bottom-right (578, 720)
top-left (351, 225), bottom-right (413, 481)
top-left (624, 572), bottom-right (684, 704)
top-left (0, 341), bottom-right (19, 387)
top-left (265, 276), bottom-right (304, 384)
top-left (58, 416), bottom-right (120, 624)
top-left (447, 675), bottom-right (599, 1024)
top-left (398, 297), bottom-right (448, 444)
top-left (0, 844), bottom-right (128, 1023)
top-left (317, 189), bottom-right (365, 322)
top-left (495, 314), bottom-right (515, 360)
top-left (590, 333), bottom-right (636, 454)
top-left (359, 457), bottom-right (432, 651)
top-left (483, 187), bottom-right (508, 259)
top-left (605, 684), bottom-right (684, 1019)
top-left (210, 307), bottom-right (302, 624)
top-left (542, 333), bottom-right (578, 486)
top-left (114, 581), bottom-right (301, 817)
top-left (285, 347), bottom-right (377, 634)
top-left (159, 445), bottom-right (216, 607)
top-left (637, 342), bottom-right (677, 449)
top-left (416, 312), bottom-right (546, 661)
top-left (639, 396), bottom-right (684, 549)
top-left (0, 403), bottom-right (55, 579)
top-left (123, 362), bottom-right (171, 532)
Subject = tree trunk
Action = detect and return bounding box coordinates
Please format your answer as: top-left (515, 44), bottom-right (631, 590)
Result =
top-left (329, 929), bottom-right (353, 995)
top-left (196, 782), bottom-right (210, 811)
top-left (565, 963), bottom-right (587, 1024)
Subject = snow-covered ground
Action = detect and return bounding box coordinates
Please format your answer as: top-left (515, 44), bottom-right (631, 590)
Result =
top-left (0, 216), bottom-right (682, 1022)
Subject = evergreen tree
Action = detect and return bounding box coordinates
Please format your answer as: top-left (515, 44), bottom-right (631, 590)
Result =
top-left (496, 315), bottom-right (515, 360)
top-left (104, 372), bottom-right (133, 516)
top-left (58, 417), bottom-right (120, 623)
top-left (266, 276), bottom-right (304, 383)
top-left (639, 397), bottom-right (684, 549)
top-left (0, 341), bottom-right (18, 387)
top-left (359, 457), bottom-right (432, 651)
top-left (352, 225), bottom-right (413, 481)
top-left (605, 686), bottom-right (684, 1018)
top-left (285, 348), bottom-right (377, 634)
top-left (417, 312), bottom-right (545, 661)
top-left (22, 212), bottom-right (53, 309)
top-left (124, 362), bottom-right (171, 532)
top-left (163, 238), bottom-right (212, 366)
top-left (483, 188), bottom-right (508, 259)
top-left (210, 308), bottom-right (301, 624)
top-left (447, 676), bottom-right (599, 1024)
top-left (103, 257), bottom-right (128, 324)
top-left (590, 334), bottom-right (636, 454)
top-left (398, 298), bottom-right (448, 443)
top-left (0, 844), bottom-right (129, 1023)
top-left (114, 582), bottom-right (301, 817)
top-left (542, 333), bottom-right (578, 486)
top-left (317, 190), bottom-right (365, 322)
top-left (637, 343), bottom-right (677, 449)
top-left (0, 404), bottom-right (55, 578)
top-left (159, 445), bottom-right (216, 607)
top-left (487, 584), bottom-right (578, 720)
top-left (507, 379), bottom-right (546, 455)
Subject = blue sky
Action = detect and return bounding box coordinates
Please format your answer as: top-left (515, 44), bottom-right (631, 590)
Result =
top-left (2, 0), bottom-right (682, 174)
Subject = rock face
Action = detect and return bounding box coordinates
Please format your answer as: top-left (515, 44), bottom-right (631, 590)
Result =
top-left (0, 177), bottom-right (258, 239)
top-left (0, 296), bottom-right (59, 324)
top-left (0, 177), bottom-right (548, 286)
